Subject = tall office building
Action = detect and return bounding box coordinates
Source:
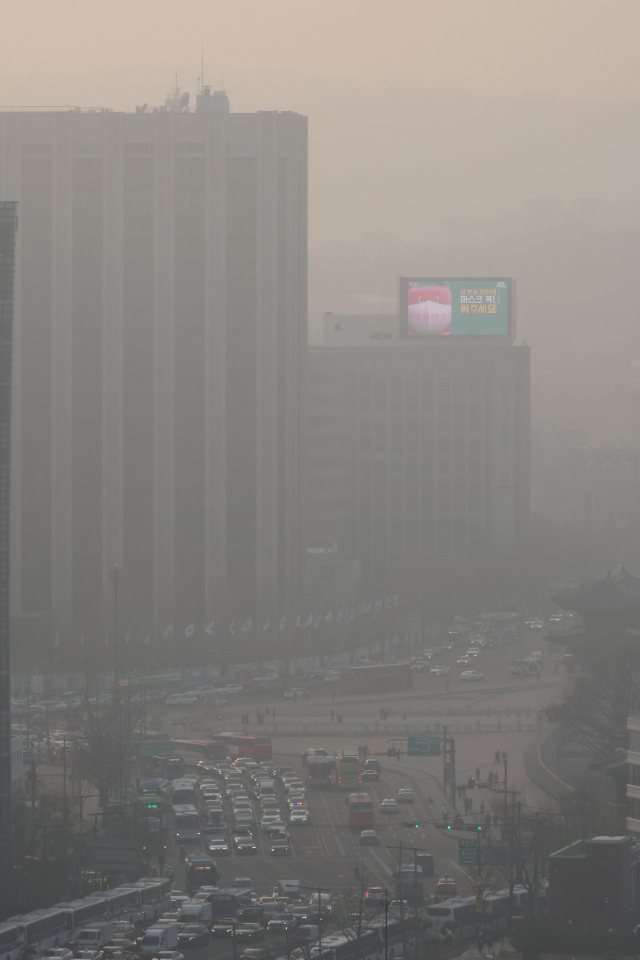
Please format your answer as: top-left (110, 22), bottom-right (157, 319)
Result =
top-left (0, 93), bottom-right (307, 651)
top-left (0, 201), bottom-right (17, 885)
top-left (306, 316), bottom-right (530, 591)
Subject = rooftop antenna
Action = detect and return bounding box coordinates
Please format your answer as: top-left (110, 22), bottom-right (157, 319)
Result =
top-left (202, 43), bottom-right (204, 89)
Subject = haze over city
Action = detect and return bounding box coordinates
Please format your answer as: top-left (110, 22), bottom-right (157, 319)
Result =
top-left (2, 1), bottom-right (640, 954)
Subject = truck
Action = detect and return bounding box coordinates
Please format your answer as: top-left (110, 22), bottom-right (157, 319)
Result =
top-left (140, 924), bottom-right (179, 955)
top-left (178, 901), bottom-right (213, 927)
top-left (75, 922), bottom-right (116, 951)
top-left (274, 880), bottom-right (301, 899)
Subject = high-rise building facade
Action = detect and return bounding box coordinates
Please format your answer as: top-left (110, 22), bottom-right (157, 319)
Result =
top-left (306, 331), bottom-right (530, 591)
top-left (0, 95), bottom-right (307, 650)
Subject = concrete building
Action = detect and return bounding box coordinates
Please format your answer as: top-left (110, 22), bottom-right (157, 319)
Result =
top-left (548, 835), bottom-right (640, 926)
top-left (306, 337), bottom-right (530, 591)
top-left (322, 312), bottom-right (397, 346)
top-left (0, 93), bottom-right (307, 652)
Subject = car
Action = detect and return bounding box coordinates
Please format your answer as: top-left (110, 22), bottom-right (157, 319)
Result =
top-left (239, 950), bottom-right (272, 960)
top-left (266, 918), bottom-right (293, 933)
top-left (157, 953), bottom-right (185, 960)
top-left (208, 837), bottom-right (230, 854)
top-left (397, 788), bottom-right (414, 803)
top-left (380, 798), bottom-right (398, 814)
top-left (289, 809), bottom-right (309, 823)
top-left (359, 830), bottom-right (380, 845)
top-left (75, 952), bottom-right (101, 960)
top-left (365, 887), bottom-right (385, 902)
top-left (234, 925), bottom-right (265, 943)
top-left (166, 694), bottom-right (198, 706)
top-left (324, 670), bottom-right (341, 682)
top-left (284, 780), bottom-right (305, 795)
top-left (177, 925), bottom-right (209, 948)
top-left (270, 839), bottom-right (291, 855)
top-left (102, 941), bottom-right (136, 959)
top-left (429, 665), bottom-right (450, 676)
top-left (283, 688), bottom-right (310, 700)
top-left (465, 649), bottom-right (481, 658)
top-left (112, 924), bottom-right (136, 939)
top-left (221, 684), bottom-right (244, 694)
top-left (459, 670), bottom-right (484, 681)
top-left (235, 836), bottom-right (258, 854)
top-left (211, 921), bottom-right (238, 939)
top-left (361, 768), bottom-right (379, 783)
top-left (457, 656), bottom-right (472, 665)
top-left (42, 950), bottom-right (73, 960)
top-left (389, 900), bottom-right (409, 916)
top-left (260, 814), bottom-right (283, 830)
top-left (529, 620), bottom-right (545, 630)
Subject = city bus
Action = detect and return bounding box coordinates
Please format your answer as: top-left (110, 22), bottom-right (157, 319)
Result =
top-left (0, 923), bottom-right (26, 960)
top-left (172, 804), bottom-right (201, 843)
top-left (346, 793), bottom-right (374, 828)
top-left (85, 888), bottom-right (141, 923)
top-left (217, 734), bottom-right (272, 762)
top-left (335, 755), bottom-right (361, 789)
top-left (9, 910), bottom-right (70, 950)
top-left (206, 890), bottom-right (251, 919)
top-left (186, 855), bottom-right (218, 896)
top-left (393, 864), bottom-right (423, 902)
top-left (307, 756), bottom-right (332, 787)
top-left (55, 899), bottom-right (109, 940)
top-left (145, 755), bottom-right (186, 780)
top-left (169, 739), bottom-right (229, 766)
top-left (171, 780), bottom-right (198, 806)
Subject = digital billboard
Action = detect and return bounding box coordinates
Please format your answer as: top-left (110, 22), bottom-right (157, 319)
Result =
top-left (400, 278), bottom-right (512, 338)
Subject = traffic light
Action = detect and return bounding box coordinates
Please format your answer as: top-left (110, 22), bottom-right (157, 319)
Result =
top-left (446, 823), bottom-right (452, 830)
top-left (477, 825), bottom-right (482, 831)
top-left (146, 802), bottom-right (158, 810)
top-left (403, 822), bottom-right (420, 829)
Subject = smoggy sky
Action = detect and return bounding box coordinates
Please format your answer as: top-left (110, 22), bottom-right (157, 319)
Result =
top-left (3, 0), bottom-right (640, 101)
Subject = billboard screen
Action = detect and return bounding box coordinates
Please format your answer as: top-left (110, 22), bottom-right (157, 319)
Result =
top-left (400, 278), bottom-right (512, 338)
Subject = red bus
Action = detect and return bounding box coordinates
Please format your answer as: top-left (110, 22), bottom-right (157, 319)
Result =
top-left (217, 733), bottom-right (273, 762)
top-left (347, 792), bottom-right (374, 828)
top-left (170, 739), bottom-right (230, 765)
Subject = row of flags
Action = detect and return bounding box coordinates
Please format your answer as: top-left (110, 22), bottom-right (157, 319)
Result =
top-left (52, 595), bottom-right (400, 649)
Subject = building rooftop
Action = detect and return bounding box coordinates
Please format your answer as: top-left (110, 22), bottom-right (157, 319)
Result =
top-left (553, 567), bottom-right (640, 615)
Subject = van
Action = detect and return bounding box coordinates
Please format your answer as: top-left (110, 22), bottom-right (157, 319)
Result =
top-left (178, 901), bottom-right (213, 927)
top-left (140, 925), bottom-right (179, 955)
top-left (274, 880), bottom-right (301, 899)
top-left (76, 923), bottom-right (116, 950)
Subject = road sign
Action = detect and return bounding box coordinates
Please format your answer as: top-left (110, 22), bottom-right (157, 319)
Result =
top-left (407, 736), bottom-right (440, 757)
top-left (475, 895), bottom-right (483, 912)
top-left (474, 875), bottom-right (483, 887)
top-left (458, 838), bottom-right (477, 848)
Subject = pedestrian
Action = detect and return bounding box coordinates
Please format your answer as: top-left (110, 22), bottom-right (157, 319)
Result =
top-left (332, 689), bottom-right (336, 702)
top-left (354, 863), bottom-right (361, 881)
top-left (495, 750), bottom-right (500, 764)
top-left (337, 714), bottom-right (343, 723)
top-left (476, 767), bottom-right (481, 781)
top-left (403, 711), bottom-right (407, 721)
top-left (179, 844), bottom-right (186, 863)
top-left (485, 931), bottom-right (493, 951)
top-left (484, 812), bottom-right (491, 830)
top-left (477, 930), bottom-right (484, 953)
top-left (480, 800), bottom-right (485, 815)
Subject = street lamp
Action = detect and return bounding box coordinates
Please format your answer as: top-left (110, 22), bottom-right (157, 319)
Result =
top-left (108, 564), bottom-right (123, 693)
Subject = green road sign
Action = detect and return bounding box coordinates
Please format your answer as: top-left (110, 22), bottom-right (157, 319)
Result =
top-left (459, 847), bottom-right (490, 866)
top-left (407, 736), bottom-right (440, 757)
top-left (458, 838), bottom-right (478, 848)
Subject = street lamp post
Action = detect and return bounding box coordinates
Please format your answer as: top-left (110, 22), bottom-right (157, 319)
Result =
top-left (108, 564), bottom-right (122, 692)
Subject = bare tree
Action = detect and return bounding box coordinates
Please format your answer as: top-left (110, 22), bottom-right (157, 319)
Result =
top-left (331, 868), bottom-right (387, 960)
top-left (74, 696), bottom-right (143, 808)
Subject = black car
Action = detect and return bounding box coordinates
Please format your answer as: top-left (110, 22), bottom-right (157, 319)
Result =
top-left (239, 950), bottom-right (272, 960)
top-left (234, 835), bottom-right (257, 854)
top-left (211, 920), bottom-right (238, 939)
top-left (176, 925), bottom-right (210, 948)
top-left (234, 925), bottom-right (265, 943)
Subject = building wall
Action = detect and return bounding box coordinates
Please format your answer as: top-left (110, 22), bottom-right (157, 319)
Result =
top-left (0, 106), bottom-right (307, 653)
top-left (305, 341), bottom-right (530, 591)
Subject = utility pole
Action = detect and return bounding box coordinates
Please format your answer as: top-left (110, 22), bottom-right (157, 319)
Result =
top-left (109, 563), bottom-right (123, 803)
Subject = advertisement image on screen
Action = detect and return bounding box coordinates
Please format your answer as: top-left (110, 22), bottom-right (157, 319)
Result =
top-left (405, 279), bottom-right (510, 336)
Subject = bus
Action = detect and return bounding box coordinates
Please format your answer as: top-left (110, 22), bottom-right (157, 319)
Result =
top-left (9, 910), bottom-right (70, 950)
top-left (335, 755), bottom-right (361, 789)
top-left (346, 793), bottom-right (374, 828)
top-left (424, 887), bottom-right (544, 941)
top-left (85, 888), bottom-right (141, 924)
top-left (172, 804), bottom-right (201, 843)
top-left (308, 918), bottom-right (410, 960)
top-left (205, 890), bottom-right (251, 919)
top-left (139, 778), bottom-right (172, 798)
top-left (55, 899), bottom-right (108, 940)
top-left (0, 923), bottom-right (26, 960)
top-left (169, 739), bottom-right (229, 766)
top-left (171, 780), bottom-right (198, 806)
top-left (307, 757), bottom-right (332, 787)
top-left (145, 755), bottom-right (186, 780)
top-left (393, 864), bottom-right (423, 902)
top-left (135, 877), bottom-right (173, 900)
top-left (186, 855), bottom-right (218, 896)
top-left (216, 734), bottom-right (272, 762)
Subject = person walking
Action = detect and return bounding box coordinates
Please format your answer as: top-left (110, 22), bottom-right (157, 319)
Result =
top-left (480, 800), bottom-right (485, 815)
top-left (442, 804), bottom-right (448, 824)
top-left (476, 767), bottom-right (481, 781)
top-left (354, 863), bottom-right (361, 881)
top-left (477, 930), bottom-right (484, 954)
top-left (179, 844), bottom-right (186, 863)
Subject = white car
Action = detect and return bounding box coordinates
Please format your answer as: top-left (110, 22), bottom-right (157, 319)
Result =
top-left (529, 620), bottom-right (545, 630)
top-left (289, 809), bottom-right (309, 823)
top-left (465, 649), bottom-right (481, 658)
top-left (283, 688), bottom-right (310, 699)
top-left (208, 837), bottom-right (229, 855)
top-left (260, 814), bottom-right (283, 831)
top-left (380, 798), bottom-right (398, 814)
top-left (429, 665), bottom-right (450, 676)
top-left (397, 788), bottom-right (414, 803)
top-left (459, 670), bottom-right (484, 681)
top-left (221, 684), bottom-right (244, 694)
top-left (165, 693), bottom-right (198, 706)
